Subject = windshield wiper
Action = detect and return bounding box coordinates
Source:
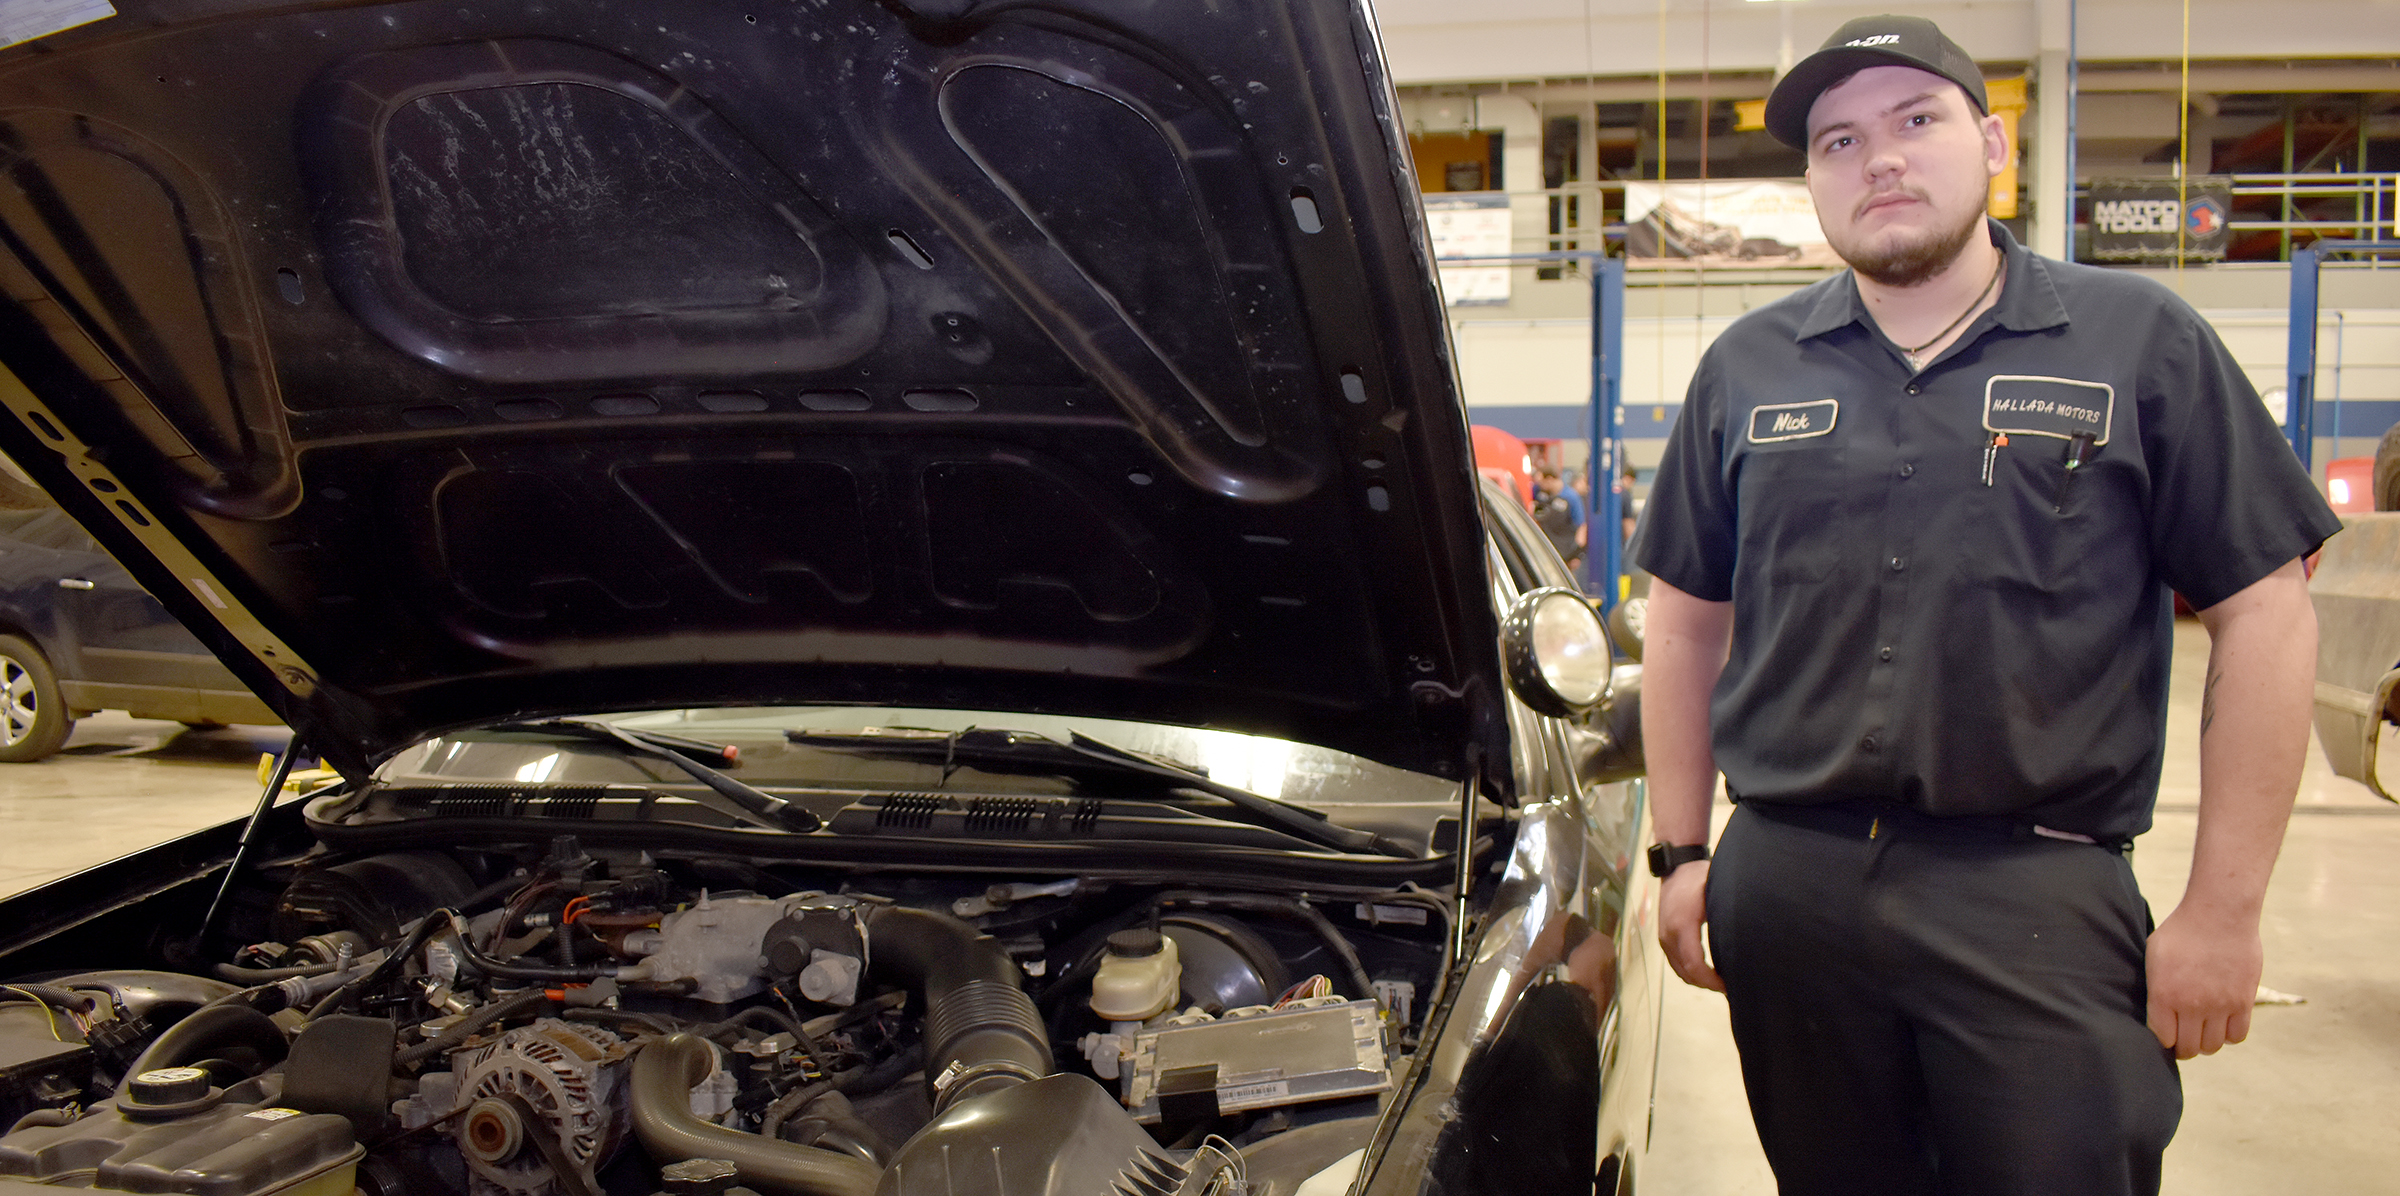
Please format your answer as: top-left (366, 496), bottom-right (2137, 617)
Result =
top-left (784, 726), bottom-right (1415, 858)
top-left (488, 719), bottom-right (820, 832)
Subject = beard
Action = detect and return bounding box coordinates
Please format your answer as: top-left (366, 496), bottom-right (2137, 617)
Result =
top-left (1829, 193), bottom-right (1986, 287)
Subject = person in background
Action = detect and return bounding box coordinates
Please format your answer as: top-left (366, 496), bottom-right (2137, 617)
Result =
top-left (1532, 468), bottom-right (1586, 570)
top-left (1618, 463), bottom-right (1640, 545)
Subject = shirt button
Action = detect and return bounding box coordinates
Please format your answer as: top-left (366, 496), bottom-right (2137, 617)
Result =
top-left (1879, 646), bottom-right (1895, 661)
top-left (1898, 463), bottom-right (1916, 479)
top-left (1905, 384), bottom-right (1920, 395)
top-left (1889, 556), bottom-right (1905, 572)
top-left (1861, 735), bottom-right (1880, 752)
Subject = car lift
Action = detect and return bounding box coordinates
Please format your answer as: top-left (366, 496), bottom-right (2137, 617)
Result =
top-left (2285, 239), bottom-right (2400, 472)
top-left (1431, 250), bottom-right (1628, 612)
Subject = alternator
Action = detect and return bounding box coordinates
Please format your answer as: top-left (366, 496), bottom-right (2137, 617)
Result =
top-left (451, 1020), bottom-right (633, 1196)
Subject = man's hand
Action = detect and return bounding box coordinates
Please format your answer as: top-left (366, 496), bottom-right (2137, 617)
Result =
top-left (2145, 905), bottom-right (2262, 1059)
top-left (1658, 861), bottom-right (1724, 992)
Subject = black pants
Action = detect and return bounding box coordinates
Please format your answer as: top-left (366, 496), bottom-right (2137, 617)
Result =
top-left (1707, 802), bottom-right (2182, 1196)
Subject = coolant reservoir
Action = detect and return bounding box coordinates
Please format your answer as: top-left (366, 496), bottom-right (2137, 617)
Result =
top-left (0, 1075), bottom-right (361, 1196)
top-left (1091, 928), bottom-right (1182, 1021)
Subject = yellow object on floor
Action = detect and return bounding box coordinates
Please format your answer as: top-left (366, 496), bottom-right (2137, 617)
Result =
top-left (256, 752), bottom-right (342, 792)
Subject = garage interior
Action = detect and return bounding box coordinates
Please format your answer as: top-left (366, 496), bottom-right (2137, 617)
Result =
top-left (0, 0), bottom-right (2389, 1193)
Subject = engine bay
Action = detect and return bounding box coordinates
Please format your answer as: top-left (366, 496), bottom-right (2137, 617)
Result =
top-left (0, 837), bottom-right (1454, 1196)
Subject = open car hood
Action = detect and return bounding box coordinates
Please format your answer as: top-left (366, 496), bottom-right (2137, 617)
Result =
top-left (0, 0), bottom-right (1507, 787)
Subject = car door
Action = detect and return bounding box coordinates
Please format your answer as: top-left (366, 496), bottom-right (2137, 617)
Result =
top-left (0, 501), bottom-right (256, 722)
top-left (48, 517), bottom-right (230, 693)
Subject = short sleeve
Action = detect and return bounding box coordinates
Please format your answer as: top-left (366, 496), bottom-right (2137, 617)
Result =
top-left (1630, 353), bottom-right (1739, 601)
top-left (2142, 300), bottom-right (2343, 609)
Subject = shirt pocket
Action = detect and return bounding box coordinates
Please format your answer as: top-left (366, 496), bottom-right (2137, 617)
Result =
top-left (1733, 436), bottom-right (1852, 586)
top-left (1965, 438), bottom-right (2124, 596)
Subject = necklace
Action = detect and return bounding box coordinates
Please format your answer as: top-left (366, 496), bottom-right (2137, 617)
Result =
top-left (1899, 250), bottom-right (2005, 370)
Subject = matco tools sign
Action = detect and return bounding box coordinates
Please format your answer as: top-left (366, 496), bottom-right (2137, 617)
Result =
top-left (2089, 177), bottom-right (2233, 263)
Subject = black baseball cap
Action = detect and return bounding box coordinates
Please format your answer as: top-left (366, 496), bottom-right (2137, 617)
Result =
top-left (1764, 14), bottom-right (1988, 151)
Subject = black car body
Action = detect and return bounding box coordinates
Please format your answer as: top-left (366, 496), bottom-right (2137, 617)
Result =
top-left (0, 475), bottom-right (277, 760)
top-left (0, 2), bottom-right (1662, 1194)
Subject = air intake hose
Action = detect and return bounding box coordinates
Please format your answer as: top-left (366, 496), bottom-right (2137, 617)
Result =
top-left (628, 906), bottom-right (1050, 1196)
top-left (630, 1035), bottom-right (880, 1196)
top-left (862, 905), bottom-right (1052, 1111)
top-left (118, 1003), bottom-right (288, 1088)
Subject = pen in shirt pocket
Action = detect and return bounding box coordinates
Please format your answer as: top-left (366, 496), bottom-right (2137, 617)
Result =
top-left (2052, 432), bottom-right (2099, 511)
top-left (1981, 431), bottom-right (2008, 486)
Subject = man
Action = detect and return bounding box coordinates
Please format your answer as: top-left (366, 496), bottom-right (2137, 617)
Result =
top-left (1631, 14), bottom-right (2341, 1195)
top-left (1532, 467), bottom-right (1587, 569)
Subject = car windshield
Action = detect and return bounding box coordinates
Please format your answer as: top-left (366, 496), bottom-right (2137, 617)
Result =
top-left (378, 706), bottom-right (1459, 815)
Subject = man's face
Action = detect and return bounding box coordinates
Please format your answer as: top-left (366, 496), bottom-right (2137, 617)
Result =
top-left (1803, 65), bottom-right (2006, 286)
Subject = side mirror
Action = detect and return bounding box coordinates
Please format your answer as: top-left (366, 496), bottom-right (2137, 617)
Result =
top-left (1500, 587), bottom-right (1616, 717)
top-left (1579, 663), bottom-right (1645, 784)
top-left (1607, 596), bottom-right (1646, 663)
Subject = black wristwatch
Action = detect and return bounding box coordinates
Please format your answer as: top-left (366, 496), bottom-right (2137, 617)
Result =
top-left (1646, 842), bottom-right (1709, 878)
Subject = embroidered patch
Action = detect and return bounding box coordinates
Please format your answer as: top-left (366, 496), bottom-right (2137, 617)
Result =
top-left (1747, 399), bottom-right (1838, 443)
top-left (1983, 375), bottom-right (2113, 444)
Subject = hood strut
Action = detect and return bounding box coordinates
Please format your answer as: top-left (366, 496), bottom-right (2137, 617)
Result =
top-left (198, 740), bottom-right (305, 955)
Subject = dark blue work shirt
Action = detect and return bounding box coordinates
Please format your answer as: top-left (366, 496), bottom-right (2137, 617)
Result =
top-left (1631, 221), bottom-right (2341, 841)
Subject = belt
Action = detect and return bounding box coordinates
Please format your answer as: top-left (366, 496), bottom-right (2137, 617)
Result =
top-left (1739, 798), bottom-right (2132, 854)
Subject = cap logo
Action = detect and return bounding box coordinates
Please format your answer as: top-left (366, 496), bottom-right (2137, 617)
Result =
top-left (1845, 34), bottom-right (1901, 47)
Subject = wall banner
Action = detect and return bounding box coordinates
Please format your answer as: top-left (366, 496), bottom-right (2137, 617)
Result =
top-left (1623, 181), bottom-right (1841, 268)
top-left (1426, 193), bottom-right (1512, 306)
top-left (2088, 177), bottom-right (2233, 263)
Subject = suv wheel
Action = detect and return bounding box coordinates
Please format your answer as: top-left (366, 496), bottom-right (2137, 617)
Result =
top-left (0, 634), bottom-right (71, 762)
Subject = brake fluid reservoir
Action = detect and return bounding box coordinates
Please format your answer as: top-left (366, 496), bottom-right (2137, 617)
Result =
top-left (1091, 928), bottom-right (1182, 1021)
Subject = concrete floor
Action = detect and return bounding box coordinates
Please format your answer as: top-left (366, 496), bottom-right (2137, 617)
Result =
top-left (0, 715), bottom-right (289, 897)
top-left (1644, 617), bottom-right (2400, 1194)
top-left (0, 623), bottom-right (2392, 1192)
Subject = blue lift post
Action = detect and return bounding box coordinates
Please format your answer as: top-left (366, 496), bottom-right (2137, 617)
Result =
top-left (2286, 240), bottom-right (2400, 473)
top-left (1431, 250), bottom-right (1627, 610)
top-left (1593, 257), bottom-right (1627, 609)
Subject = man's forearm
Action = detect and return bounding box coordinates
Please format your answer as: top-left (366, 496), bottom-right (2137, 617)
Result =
top-left (2146, 558), bottom-right (2314, 1057)
top-left (1642, 581), bottom-right (1733, 846)
top-left (2187, 558), bottom-right (2316, 920)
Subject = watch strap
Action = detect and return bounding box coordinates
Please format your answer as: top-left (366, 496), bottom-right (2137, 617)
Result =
top-left (1647, 841), bottom-right (1710, 878)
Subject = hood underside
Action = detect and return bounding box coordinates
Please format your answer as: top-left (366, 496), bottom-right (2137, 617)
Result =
top-left (0, 0), bottom-right (1506, 785)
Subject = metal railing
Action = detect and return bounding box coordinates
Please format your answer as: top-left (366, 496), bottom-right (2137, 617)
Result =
top-left (2223, 172), bottom-right (2398, 235)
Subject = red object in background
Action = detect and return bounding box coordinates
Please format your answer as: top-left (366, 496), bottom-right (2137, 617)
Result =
top-left (2325, 456), bottom-right (2374, 515)
top-left (1471, 424), bottom-right (1534, 509)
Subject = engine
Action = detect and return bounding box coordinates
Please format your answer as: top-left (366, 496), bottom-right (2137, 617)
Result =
top-left (0, 843), bottom-right (1448, 1196)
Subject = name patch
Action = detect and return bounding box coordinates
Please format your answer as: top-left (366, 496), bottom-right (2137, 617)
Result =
top-left (1748, 399), bottom-right (1838, 444)
top-left (1983, 375), bottom-right (2113, 443)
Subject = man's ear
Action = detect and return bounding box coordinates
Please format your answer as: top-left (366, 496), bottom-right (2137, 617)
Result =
top-left (1981, 111), bottom-right (2010, 176)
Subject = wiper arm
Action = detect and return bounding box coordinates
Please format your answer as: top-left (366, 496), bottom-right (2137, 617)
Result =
top-left (1060, 733), bottom-right (1418, 858)
top-left (784, 726), bottom-right (1414, 858)
top-left (489, 720), bottom-right (820, 832)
